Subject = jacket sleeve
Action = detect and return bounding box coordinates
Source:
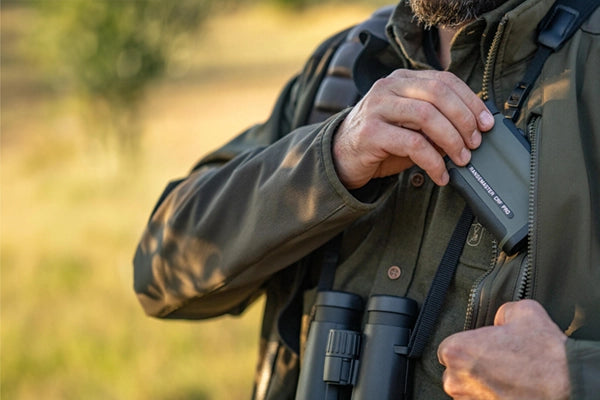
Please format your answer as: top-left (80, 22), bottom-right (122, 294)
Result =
top-left (131, 42), bottom-right (398, 319)
top-left (566, 339), bottom-right (600, 400)
top-left (132, 106), bottom-right (389, 319)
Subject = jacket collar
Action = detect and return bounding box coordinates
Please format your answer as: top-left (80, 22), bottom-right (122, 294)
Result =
top-left (385, 0), bottom-right (555, 72)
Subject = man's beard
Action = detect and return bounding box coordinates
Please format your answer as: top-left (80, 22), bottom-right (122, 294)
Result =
top-left (407, 0), bottom-right (508, 28)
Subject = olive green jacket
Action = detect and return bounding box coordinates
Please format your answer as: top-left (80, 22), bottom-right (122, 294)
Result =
top-left (133, 0), bottom-right (600, 398)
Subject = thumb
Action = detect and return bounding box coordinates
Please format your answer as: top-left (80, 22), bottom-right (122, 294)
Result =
top-left (493, 301), bottom-right (516, 326)
top-left (494, 299), bottom-right (545, 326)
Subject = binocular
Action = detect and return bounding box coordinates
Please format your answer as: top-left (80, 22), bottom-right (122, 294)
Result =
top-left (295, 291), bottom-right (418, 400)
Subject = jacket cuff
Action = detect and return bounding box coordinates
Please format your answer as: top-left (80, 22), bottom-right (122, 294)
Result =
top-left (566, 338), bottom-right (600, 400)
top-left (319, 110), bottom-right (396, 208)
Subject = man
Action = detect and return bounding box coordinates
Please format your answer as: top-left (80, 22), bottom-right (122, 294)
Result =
top-left (133, 0), bottom-right (600, 398)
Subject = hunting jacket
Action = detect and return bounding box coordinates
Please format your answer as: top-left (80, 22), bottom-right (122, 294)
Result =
top-left (133, 0), bottom-right (600, 398)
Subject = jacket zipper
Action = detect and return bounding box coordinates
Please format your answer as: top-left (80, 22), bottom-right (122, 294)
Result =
top-left (517, 115), bottom-right (541, 299)
top-left (464, 18), bottom-right (507, 330)
top-left (481, 18), bottom-right (507, 103)
top-left (464, 240), bottom-right (498, 330)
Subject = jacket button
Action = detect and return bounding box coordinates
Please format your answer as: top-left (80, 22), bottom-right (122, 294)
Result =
top-left (387, 265), bottom-right (402, 280)
top-left (410, 171), bottom-right (425, 188)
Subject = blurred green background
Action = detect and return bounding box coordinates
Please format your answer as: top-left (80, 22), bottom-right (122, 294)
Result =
top-left (1, 1), bottom-right (389, 399)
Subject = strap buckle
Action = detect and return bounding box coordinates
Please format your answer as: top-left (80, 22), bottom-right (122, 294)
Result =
top-left (504, 81), bottom-right (529, 121)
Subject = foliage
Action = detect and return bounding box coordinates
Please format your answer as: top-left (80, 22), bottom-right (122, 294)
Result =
top-left (25, 0), bottom-right (388, 148)
top-left (29, 0), bottom-right (212, 149)
top-left (2, 3), bottom-right (382, 399)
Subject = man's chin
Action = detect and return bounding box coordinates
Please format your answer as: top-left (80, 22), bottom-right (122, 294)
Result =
top-left (407, 0), bottom-right (509, 28)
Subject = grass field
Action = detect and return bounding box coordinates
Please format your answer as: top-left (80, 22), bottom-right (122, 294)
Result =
top-left (1, 3), bottom-right (381, 399)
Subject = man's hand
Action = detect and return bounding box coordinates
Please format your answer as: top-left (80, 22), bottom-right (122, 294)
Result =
top-left (437, 300), bottom-right (570, 400)
top-left (332, 69), bottom-right (494, 189)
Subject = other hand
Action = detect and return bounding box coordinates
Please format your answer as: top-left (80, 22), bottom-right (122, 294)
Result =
top-left (332, 69), bottom-right (494, 189)
top-left (437, 299), bottom-right (570, 400)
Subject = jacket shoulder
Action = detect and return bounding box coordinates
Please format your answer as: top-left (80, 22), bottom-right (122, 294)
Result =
top-left (300, 5), bottom-right (394, 124)
top-left (582, 5), bottom-right (600, 34)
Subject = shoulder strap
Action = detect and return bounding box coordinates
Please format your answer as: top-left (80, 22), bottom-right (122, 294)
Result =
top-left (307, 6), bottom-right (394, 125)
top-left (504, 0), bottom-right (600, 120)
top-left (407, 207), bottom-right (474, 358)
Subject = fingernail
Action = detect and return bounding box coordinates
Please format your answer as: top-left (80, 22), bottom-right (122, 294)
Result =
top-left (460, 147), bottom-right (471, 164)
top-left (471, 130), bottom-right (482, 148)
top-left (479, 110), bottom-right (494, 129)
top-left (441, 171), bottom-right (450, 185)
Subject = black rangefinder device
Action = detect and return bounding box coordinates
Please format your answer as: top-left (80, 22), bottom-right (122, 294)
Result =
top-left (446, 104), bottom-right (530, 255)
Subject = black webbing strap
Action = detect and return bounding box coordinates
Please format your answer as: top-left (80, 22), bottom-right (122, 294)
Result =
top-left (408, 206), bottom-right (474, 358)
top-left (504, 0), bottom-right (600, 120)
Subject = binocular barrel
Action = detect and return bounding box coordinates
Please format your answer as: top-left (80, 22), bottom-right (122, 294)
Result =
top-left (352, 295), bottom-right (418, 400)
top-left (295, 292), bottom-right (418, 400)
top-left (295, 291), bottom-right (364, 400)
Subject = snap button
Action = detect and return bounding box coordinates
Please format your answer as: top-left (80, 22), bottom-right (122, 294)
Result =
top-left (387, 265), bottom-right (402, 280)
top-left (410, 171), bottom-right (425, 188)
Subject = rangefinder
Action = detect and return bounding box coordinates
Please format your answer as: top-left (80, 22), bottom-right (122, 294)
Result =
top-left (446, 106), bottom-right (530, 255)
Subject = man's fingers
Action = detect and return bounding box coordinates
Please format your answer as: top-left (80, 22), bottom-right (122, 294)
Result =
top-left (378, 97), bottom-right (472, 168)
top-left (372, 124), bottom-right (449, 185)
top-left (493, 300), bottom-right (550, 327)
top-left (384, 69), bottom-right (494, 145)
top-left (442, 369), bottom-right (473, 399)
top-left (493, 302), bottom-right (512, 326)
top-left (392, 69), bottom-right (495, 132)
top-left (432, 70), bottom-right (495, 133)
top-left (333, 69), bottom-right (493, 189)
top-left (384, 71), bottom-right (479, 146)
top-left (437, 331), bottom-right (473, 368)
